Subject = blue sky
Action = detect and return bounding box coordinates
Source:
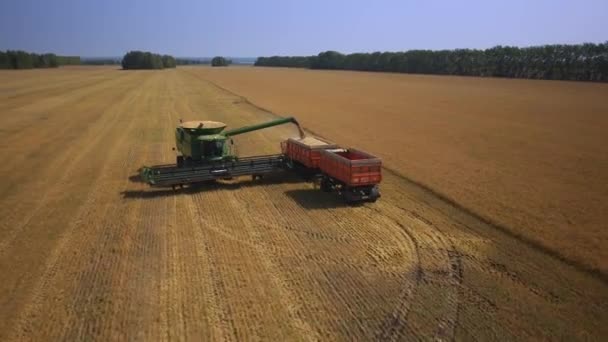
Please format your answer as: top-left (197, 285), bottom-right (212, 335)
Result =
top-left (1, 0), bottom-right (606, 57)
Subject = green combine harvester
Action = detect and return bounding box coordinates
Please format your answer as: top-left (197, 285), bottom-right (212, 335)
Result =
top-left (140, 116), bottom-right (303, 187)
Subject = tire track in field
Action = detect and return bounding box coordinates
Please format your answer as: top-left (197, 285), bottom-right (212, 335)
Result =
top-left (216, 184), bottom-right (324, 341)
top-left (73, 73), bottom-right (171, 340)
top-left (172, 71), bottom-right (459, 340)
top-left (167, 73), bottom-right (233, 340)
top-left (0, 67), bottom-right (110, 94)
top-left (0, 68), bottom-right (126, 112)
top-left (152, 73), bottom-right (189, 341)
top-left (172, 74), bottom-right (327, 339)
top-left (188, 185), bottom-right (326, 339)
top-left (146, 73), bottom-right (228, 340)
top-left (0, 72), bottom-right (149, 324)
top-left (384, 164), bottom-right (608, 285)
top-left (4, 73), bottom-right (156, 341)
top-left (145, 71), bottom-right (283, 340)
top-left (194, 70), bottom-right (604, 339)
top-left (0, 70), bottom-right (136, 160)
top-left (151, 73), bottom-right (237, 340)
top-left (179, 69), bottom-right (588, 338)
top-left (358, 200), bottom-right (460, 341)
top-left (0, 70), bottom-right (145, 201)
top-left (186, 192), bottom-right (242, 340)
top-left (0, 73), bottom-right (148, 258)
top-left (184, 71), bottom-right (462, 340)
top-left (226, 180), bottom-right (418, 340)
top-left (371, 209), bottom-right (422, 341)
top-left (382, 174), bottom-right (607, 340)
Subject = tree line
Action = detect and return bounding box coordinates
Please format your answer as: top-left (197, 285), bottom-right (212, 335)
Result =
top-left (82, 58), bottom-right (121, 65)
top-left (177, 58), bottom-right (209, 65)
top-left (255, 43), bottom-right (608, 82)
top-left (211, 56), bottom-right (231, 67)
top-left (121, 51), bottom-right (176, 69)
top-left (0, 50), bottom-right (80, 69)
top-left (175, 57), bottom-right (232, 66)
top-left (83, 57), bottom-right (205, 66)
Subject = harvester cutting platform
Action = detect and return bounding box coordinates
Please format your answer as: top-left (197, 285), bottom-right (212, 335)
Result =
top-left (140, 116), bottom-right (381, 202)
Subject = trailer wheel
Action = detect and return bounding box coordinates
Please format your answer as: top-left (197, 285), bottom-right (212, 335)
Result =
top-left (320, 179), bottom-right (332, 192)
top-left (369, 185), bottom-right (380, 202)
top-left (342, 190), bottom-right (359, 203)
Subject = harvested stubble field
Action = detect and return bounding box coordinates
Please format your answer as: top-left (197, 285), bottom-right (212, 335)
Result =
top-left (0, 66), bottom-right (606, 340)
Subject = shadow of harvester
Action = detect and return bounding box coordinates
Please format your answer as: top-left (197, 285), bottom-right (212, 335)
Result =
top-left (122, 171), bottom-right (307, 199)
top-left (122, 171), bottom-right (355, 209)
top-left (283, 188), bottom-right (355, 209)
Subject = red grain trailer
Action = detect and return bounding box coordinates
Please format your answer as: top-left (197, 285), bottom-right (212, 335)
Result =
top-left (282, 136), bottom-right (338, 168)
top-left (318, 148), bottom-right (382, 202)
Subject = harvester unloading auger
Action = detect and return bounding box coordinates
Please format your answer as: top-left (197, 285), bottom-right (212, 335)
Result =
top-left (140, 116), bottom-right (382, 203)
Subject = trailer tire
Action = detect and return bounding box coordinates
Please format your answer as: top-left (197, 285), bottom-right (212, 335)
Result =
top-left (342, 190), bottom-right (358, 203)
top-left (369, 185), bottom-right (380, 201)
top-left (320, 179), bottom-right (332, 192)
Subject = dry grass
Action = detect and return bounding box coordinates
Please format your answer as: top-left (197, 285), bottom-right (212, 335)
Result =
top-left (193, 66), bottom-right (608, 275)
top-left (0, 66), bottom-right (606, 340)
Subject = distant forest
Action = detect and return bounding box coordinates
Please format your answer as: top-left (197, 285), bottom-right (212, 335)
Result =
top-left (0, 50), bottom-right (80, 69)
top-left (81, 56), bottom-right (204, 66)
top-left (255, 43), bottom-right (608, 82)
top-left (121, 51), bottom-right (176, 69)
top-left (176, 58), bottom-right (210, 65)
top-left (211, 56), bottom-right (231, 67)
top-left (81, 58), bottom-right (121, 65)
